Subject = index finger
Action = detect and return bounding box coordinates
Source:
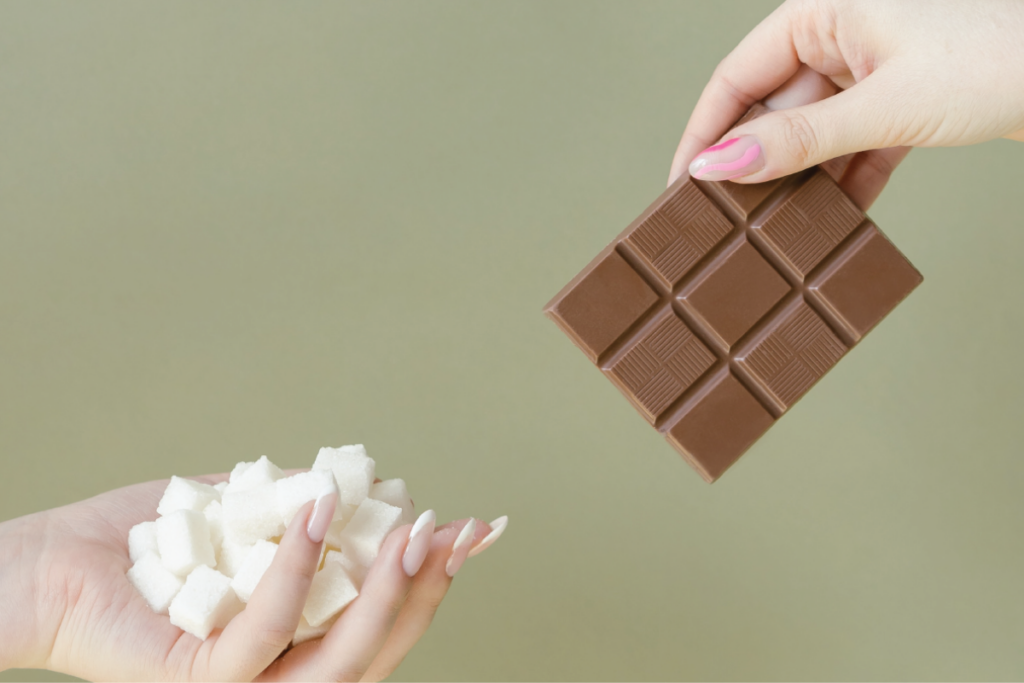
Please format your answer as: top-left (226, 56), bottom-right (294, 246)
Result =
top-left (668, 3), bottom-right (801, 185)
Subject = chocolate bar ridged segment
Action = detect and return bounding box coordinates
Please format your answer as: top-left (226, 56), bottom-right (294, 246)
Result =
top-left (622, 181), bottom-right (732, 287)
top-left (665, 371), bottom-right (775, 483)
top-left (544, 248), bottom-right (659, 362)
top-left (606, 311), bottom-right (716, 423)
top-left (808, 224), bottom-right (923, 340)
top-left (736, 300), bottom-right (847, 412)
top-left (679, 240), bottom-right (791, 348)
top-left (754, 171), bottom-right (864, 278)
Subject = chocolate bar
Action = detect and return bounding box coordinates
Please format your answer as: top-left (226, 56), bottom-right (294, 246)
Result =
top-left (544, 106), bottom-right (922, 482)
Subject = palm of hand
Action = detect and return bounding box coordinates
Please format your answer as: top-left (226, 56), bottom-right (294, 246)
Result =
top-left (43, 477), bottom-right (221, 680)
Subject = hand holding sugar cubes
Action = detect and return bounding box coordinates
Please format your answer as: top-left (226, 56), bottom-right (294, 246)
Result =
top-left (126, 444), bottom-right (483, 644)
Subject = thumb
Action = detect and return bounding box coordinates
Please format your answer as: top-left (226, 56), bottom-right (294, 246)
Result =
top-left (688, 76), bottom-right (899, 184)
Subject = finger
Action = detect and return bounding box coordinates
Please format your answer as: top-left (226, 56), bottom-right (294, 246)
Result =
top-left (687, 72), bottom-right (901, 183)
top-left (1004, 128), bottom-right (1024, 142)
top-left (668, 4), bottom-right (802, 185)
top-left (836, 146), bottom-right (912, 211)
top-left (361, 518), bottom-right (491, 682)
top-left (208, 494), bottom-right (334, 680)
top-left (294, 521), bottom-right (417, 682)
top-left (762, 64), bottom-right (840, 112)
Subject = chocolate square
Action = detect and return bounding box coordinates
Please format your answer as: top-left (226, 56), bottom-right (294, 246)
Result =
top-left (680, 241), bottom-right (791, 348)
top-left (545, 248), bottom-right (659, 362)
top-left (606, 310), bottom-right (716, 423)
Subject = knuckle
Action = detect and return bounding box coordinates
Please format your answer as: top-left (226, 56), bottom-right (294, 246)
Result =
top-left (407, 590), bottom-right (445, 619)
top-left (779, 111), bottom-right (821, 166)
top-left (332, 667), bottom-right (369, 682)
top-left (252, 623), bottom-right (295, 657)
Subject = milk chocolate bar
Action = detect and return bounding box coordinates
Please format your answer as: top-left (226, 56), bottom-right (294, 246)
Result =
top-left (544, 107), bottom-right (922, 482)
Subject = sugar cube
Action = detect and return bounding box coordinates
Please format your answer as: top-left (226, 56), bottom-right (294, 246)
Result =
top-left (324, 519), bottom-right (349, 549)
top-left (292, 613), bottom-right (338, 646)
top-left (127, 552), bottom-right (184, 615)
top-left (156, 510), bottom-right (215, 577)
top-left (203, 500), bottom-right (225, 550)
top-left (275, 469), bottom-right (338, 529)
top-left (370, 479), bottom-right (415, 525)
top-left (230, 539), bottom-right (277, 603)
top-left (338, 498), bottom-right (403, 568)
top-left (128, 521), bottom-right (159, 563)
top-left (168, 565), bottom-right (244, 640)
top-left (335, 549), bottom-right (367, 589)
top-left (214, 482), bottom-right (228, 495)
top-left (225, 455), bottom-right (284, 493)
top-left (303, 550), bottom-right (359, 627)
top-left (222, 483), bottom-right (284, 545)
top-left (313, 445), bottom-right (375, 509)
top-left (156, 476), bottom-right (220, 517)
top-left (217, 538), bottom-right (254, 579)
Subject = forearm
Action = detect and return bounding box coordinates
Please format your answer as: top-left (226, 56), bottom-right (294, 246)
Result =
top-left (0, 511), bottom-right (59, 671)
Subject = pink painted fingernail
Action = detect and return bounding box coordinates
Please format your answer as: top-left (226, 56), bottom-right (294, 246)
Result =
top-left (306, 492), bottom-right (337, 544)
top-left (688, 135), bottom-right (764, 181)
top-left (402, 509), bottom-right (436, 577)
top-left (445, 518), bottom-right (477, 577)
top-left (468, 516), bottom-right (507, 558)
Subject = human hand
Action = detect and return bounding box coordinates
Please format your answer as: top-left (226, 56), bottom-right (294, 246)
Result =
top-left (0, 473), bottom-right (504, 681)
top-left (669, 0), bottom-right (1024, 210)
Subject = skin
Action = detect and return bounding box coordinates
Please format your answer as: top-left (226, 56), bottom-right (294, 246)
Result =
top-left (669, 0), bottom-right (1024, 210)
top-left (0, 471), bottom-right (493, 681)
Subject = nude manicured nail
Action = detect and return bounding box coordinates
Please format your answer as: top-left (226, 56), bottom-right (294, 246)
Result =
top-left (306, 492), bottom-right (337, 544)
top-left (445, 518), bottom-right (477, 577)
top-left (688, 135), bottom-right (764, 181)
top-left (402, 509), bottom-right (437, 577)
top-left (468, 515), bottom-right (508, 558)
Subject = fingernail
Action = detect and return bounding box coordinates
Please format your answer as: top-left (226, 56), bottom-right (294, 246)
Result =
top-left (467, 515), bottom-right (508, 558)
top-left (402, 509), bottom-right (437, 577)
top-left (306, 492), bottom-right (337, 544)
top-left (445, 518), bottom-right (477, 577)
top-left (688, 135), bottom-right (764, 181)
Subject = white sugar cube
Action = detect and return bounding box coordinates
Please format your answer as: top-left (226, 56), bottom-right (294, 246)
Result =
top-left (370, 479), bottom-right (415, 525)
top-left (303, 550), bottom-right (358, 627)
top-left (324, 519), bottom-right (349, 550)
top-left (335, 549), bottom-right (367, 589)
top-left (156, 510), bottom-right (216, 577)
top-left (313, 445), bottom-right (375, 509)
top-left (338, 498), bottom-right (403, 569)
top-left (203, 500), bottom-right (225, 550)
top-left (230, 539), bottom-right (277, 603)
top-left (157, 476), bottom-right (220, 517)
top-left (225, 455), bottom-right (284, 493)
top-left (222, 483), bottom-right (284, 545)
top-left (214, 482), bottom-right (228, 495)
top-left (127, 553), bottom-right (184, 614)
top-left (216, 538), bottom-right (254, 578)
top-left (275, 470), bottom-right (338, 528)
top-left (128, 521), bottom-right (159, 563)
top-left (168, 565), bottom-right (244, 640)
top-left (293, 613), bottom-right (338, 646)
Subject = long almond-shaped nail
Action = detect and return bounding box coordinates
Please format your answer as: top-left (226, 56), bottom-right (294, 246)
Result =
top-left (445, 518), bottom-right (477, 577)
top-left (306, 492), bottom-right (337, 544)
top-left (688, 135), bottom-right (764, 181)
top-left (402, 509), bottom-right (437, 577)
top-left (468, 515), bottom-right (508, 558)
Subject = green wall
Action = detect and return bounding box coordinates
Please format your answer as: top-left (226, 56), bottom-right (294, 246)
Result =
top-left (1, 2), bottom-right (1022, 680)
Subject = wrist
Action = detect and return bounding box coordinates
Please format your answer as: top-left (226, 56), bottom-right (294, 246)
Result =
top-left (0, 510), bottom-right (61, 671)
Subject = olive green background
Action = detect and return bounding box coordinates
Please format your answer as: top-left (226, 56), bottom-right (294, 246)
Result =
top-left (1, 1), bottom-right (1022, 681)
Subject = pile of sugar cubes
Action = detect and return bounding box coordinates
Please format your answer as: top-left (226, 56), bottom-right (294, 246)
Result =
top-left (126, 445), bottom-right (415, 644)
